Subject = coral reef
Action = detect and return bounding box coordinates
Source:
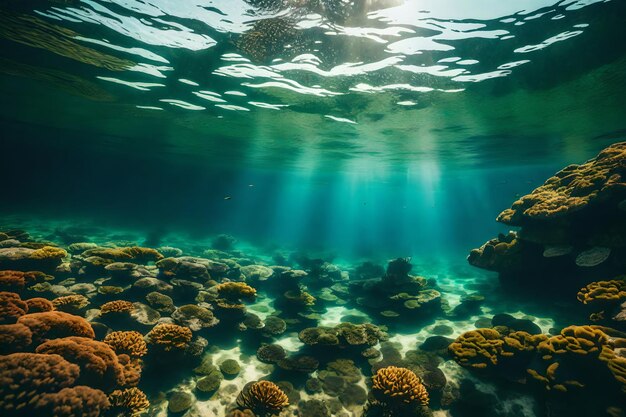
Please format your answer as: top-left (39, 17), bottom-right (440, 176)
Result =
top-left (108, 387), bottom-right (150, 416)
top-left (469, 142), bottom-right (626, 293)
top-left (146, 323), bottom-right (193, 351)
top-left (371, 366), bottom-right (429, 407)
top-left (237, 380), bottom-right (290, 416)
top-left (0, 352), bottom-right (109, 416)
top-left (100, 300), bottom-right (135, 315)
top-left (17, 311), bottom-right (95, 343)
top-left (0, 291), bottom-right (29, 323)
top-left (35, 336), bottom-right (126, 389)
top-left (104, 331), bottom-right (148, 357)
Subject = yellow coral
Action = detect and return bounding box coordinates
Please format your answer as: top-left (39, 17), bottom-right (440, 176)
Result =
top-left (104, 331), bottom-right (147, 357)
top-left (146, 323), bottom-right (192, 351)
top-left (577, 279), bottom-right (626, 305)
top-left (214, 282), bottom-right (257, 300)
top-left (29, 246), bottom-right (67, 260)
top-left (448, 328), bottom-right (504, 369)
top-left (236, 380), bottom-right (289, 415)
top-left (371, 366), bottom-right (429, 406)
top-left (537, 325), bottom-right (608, 358)
top-left (497, 142), bottom-right (626, 224)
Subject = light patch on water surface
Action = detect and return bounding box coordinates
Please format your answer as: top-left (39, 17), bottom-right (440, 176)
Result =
top-left (96, 76), bottom-right (165, 91)
top-left (453, 69), bottom-right (512, 82)
top-left (325, 115), bottom-right (357, 124)
top-left (136, 105), bottom-right (164, 110)
top-left (215, 104), bottom-right (250, 112)
top-left (514, 30), bottom-right (584, 53)
top-left (193, 91), bottom-right (227, 103)
top-left (243, 80), bottom-right (342, 97)
top-left (178, 78), bottom-right (199, 86)
top-left (159, 99), bottom-right (205, 110)
top-left (397, 100), bottom-right (417, 106)
top-left (498, 60), bottom-right (531, 70)
top-left (248, 101), bottom-right (288, 110)
top-left (224, 90), bottom-right (247, 96)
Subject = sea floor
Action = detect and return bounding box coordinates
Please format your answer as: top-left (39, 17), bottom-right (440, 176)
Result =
top-left (0, 214), bottom-right (574, 417)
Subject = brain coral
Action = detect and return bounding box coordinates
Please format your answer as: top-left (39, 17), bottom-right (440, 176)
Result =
top-left (108, 387), bottom-right (150, 416)
top-left (0, 291), bottom-right (28, 323)
top-left (0, 353), bottom-right (80, 416)
top-left (146, 323), bottom-right (193, 351)
top-left (17, 311), bottom-right (95, 343)
top-left (36, 336), bottom-right (126, 389)
top-left (371, 366), bottom-right (429, 407)
top-left (497, 142), bottom-right (626, 225)
top-left (104, 331), bottom-right (148, 357)
top-left (236, 380), bottom-right (289, 415)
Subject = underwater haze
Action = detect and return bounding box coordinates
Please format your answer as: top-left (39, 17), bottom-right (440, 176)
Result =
top-left (1, 1), bottom-right (626, 417)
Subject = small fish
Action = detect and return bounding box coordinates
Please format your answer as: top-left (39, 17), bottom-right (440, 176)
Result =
top-left (224, 196), bottom-right (232, 200)
top-left (248, 184), bottom-right (254, 187)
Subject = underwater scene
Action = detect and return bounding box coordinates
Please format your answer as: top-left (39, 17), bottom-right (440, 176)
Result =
top-left (1, 0), bottom-right (626, 416)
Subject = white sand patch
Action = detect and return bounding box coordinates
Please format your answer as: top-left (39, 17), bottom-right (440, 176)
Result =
top-left (319, 306), bottom-right (368, 327)
top-left (273, 333), bottom-right (304, 353)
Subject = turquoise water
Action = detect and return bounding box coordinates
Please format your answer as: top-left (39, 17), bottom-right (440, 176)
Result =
top-left (1, 1), bottom-right (626, 417)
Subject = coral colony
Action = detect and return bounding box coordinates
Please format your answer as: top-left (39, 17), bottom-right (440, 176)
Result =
top-left (1, 143), bottom-right (626, 416)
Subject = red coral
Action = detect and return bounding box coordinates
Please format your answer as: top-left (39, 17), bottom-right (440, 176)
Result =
top-left (0, 291), bottom-right (28, 324)
top-left (0, 323), bottom-right (32, 354)
top-left (0, 353), bottom-right (80, 416)
top-left (26, 297), bottom-right (55, 312)
top-left (36, 336), bottom-right (125, 390)
top-left (17, 311), bottom-right (95, 344)
top-left (36, 386), bottom-right (110, 417)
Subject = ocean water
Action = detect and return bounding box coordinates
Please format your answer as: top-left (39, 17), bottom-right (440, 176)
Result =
top-left (1, 1), bottom-right (626, 417)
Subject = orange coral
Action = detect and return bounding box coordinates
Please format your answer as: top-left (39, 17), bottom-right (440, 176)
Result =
top-left (236, 380), bottom-right (289, 415)
top-left (0, 270), bottom-right (30, 291)
top-left (0, 352), bottom-right (81, 416)
top-left (108, 387), bottom-right (150, 416)
top-left (17, 311), bottom-right (95, 344)
top-left (101, 300), bottom-right (135, 315)
top-left (0, 323), bottom-right (32, 354)
top-left (118, 354), bottom-right (143, 387)
top-left (36, 386), bottom-right (109, 417)
top-left (371, 366), bottom-right (429, 407)
top-left (146, 323), bottom-right (192, 351)
top-left (104, 331), bottom-right (147, 357)
top-left (0, 291), bottom-right (28, 323)
top-left (26, 297), bottom-right (55, 312)
top-left (36, 336), bottom-right (126, 390)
